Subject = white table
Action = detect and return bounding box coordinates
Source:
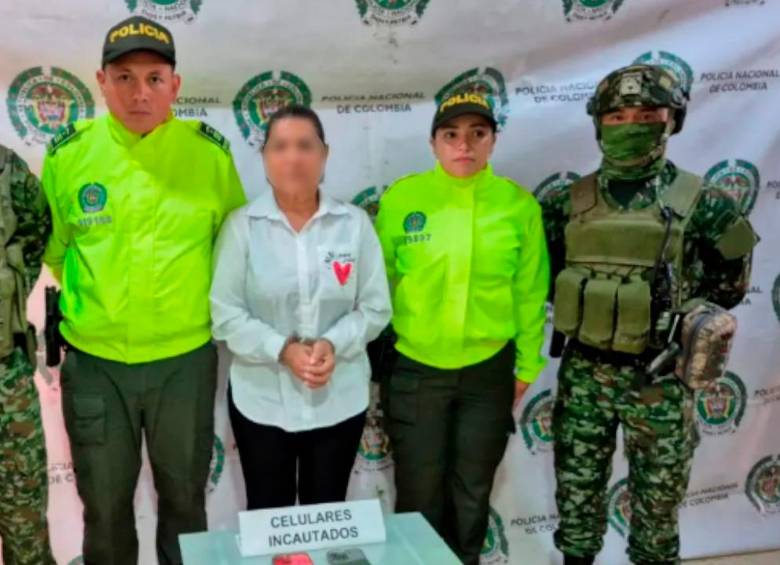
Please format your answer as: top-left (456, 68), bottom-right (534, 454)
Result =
top-left (179, 512), bottom-right (461, 564)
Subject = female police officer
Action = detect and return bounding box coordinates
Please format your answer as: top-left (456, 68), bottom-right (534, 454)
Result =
top-left (375, 93), bottom-right (550, 564)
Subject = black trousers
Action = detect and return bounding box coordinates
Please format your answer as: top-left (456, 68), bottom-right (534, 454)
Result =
top-left (228, 387), bottom-right (366, 509)
top-left (61, 343), bottom-right (218, 565)
top-left (383, 342), bottom-right (516, 565)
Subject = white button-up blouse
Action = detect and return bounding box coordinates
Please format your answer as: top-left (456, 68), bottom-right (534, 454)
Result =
top-left (210, 190), bottom-right (392, 432)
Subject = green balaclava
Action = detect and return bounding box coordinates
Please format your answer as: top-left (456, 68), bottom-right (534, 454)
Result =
top-left (599, 121), bottom-right (670, 181)
top-left (588, 64), bottom-right (688, 181)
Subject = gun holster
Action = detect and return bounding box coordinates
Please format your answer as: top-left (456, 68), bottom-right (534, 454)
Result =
top-left (367, 326), bottom-right (398, 383)
top-left (44, 286), bottom-right (64, 367)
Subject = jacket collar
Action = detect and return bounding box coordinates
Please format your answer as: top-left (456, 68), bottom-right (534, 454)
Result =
top-left (247, 189), bottom-right (349, 221)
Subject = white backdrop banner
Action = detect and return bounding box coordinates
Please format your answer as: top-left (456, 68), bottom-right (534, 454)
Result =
top-left (1, 1), bottom-right (779, 564)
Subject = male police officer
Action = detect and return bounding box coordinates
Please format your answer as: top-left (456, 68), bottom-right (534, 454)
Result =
top-left (42, 16), bottom-right (245, 565)
top-left (0, 144), bottom-right (54, 565)
top-left (541, 65), bottom-right (757, 564)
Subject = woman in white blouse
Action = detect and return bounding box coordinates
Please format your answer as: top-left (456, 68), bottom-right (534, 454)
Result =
top-left (210, 105), bottom-right (392, 509)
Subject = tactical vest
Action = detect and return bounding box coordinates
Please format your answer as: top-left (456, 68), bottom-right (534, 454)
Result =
top-left (552, 170), bottom-right (702, 355)
top-left (0, 147), bottom-right (32, 360)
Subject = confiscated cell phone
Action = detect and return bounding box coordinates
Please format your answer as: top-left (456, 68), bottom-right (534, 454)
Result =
top-left (271, 553), bottom-right (314, 565)
top-left (326, 548), bottom-right (371, 565)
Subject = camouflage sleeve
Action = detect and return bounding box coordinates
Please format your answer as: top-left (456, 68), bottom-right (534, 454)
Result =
top-left (685, 185), bottom-right (756, 310)
top-left (7, 152), bottom-right (51, 293)
top-left (539, 190), bottom-right (570, 301)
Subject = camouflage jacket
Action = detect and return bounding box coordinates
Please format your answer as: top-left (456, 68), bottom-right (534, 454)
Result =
top-left (0, 145), bottom-right (51, 293)
top-left (540, 161), bottom-right (755, 310)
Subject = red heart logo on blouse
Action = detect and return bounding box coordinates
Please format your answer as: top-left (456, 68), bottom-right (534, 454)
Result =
top-left (333, 261), bottom-right (353, 286)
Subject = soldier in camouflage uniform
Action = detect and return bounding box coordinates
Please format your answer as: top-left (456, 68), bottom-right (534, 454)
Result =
top-left (0, 144), bottom-right (55, 564)
top-left (541, 65), bottom-right (757, 565)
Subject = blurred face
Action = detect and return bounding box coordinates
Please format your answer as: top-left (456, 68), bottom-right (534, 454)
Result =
top-left (601, 106), bottom-right (670, 125)
top-left (431, 114), bottom-right (496, 178)
top-left (262, 117), bottom-right (328, 196)
top-left (97, 50), bottom-right (180, 134)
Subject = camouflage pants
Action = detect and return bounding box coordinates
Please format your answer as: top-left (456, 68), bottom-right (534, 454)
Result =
top-left (0, 349), bottom-right (55, 565)
top-left (553, 344), bottom-right (697, 565)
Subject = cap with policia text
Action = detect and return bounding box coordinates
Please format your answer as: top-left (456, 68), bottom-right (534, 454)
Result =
top-left (102, 16), bottom-right (176, 67)
top-left (431, 92), bottom-right (497, 136)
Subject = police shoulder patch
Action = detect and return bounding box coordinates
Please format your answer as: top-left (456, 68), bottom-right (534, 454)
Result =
top-left (198, 122), bottom-right (230, 153)
top-left (47, 123), bottom-right (85, 156)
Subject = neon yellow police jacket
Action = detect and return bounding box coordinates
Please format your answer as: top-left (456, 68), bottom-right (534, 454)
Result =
top-left (42, 113), bottom-right (246, 363)
top-left (375, 163), bottom-right (550, 383)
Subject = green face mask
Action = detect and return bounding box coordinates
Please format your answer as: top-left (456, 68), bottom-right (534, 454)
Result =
top-left (599, 122), bottom-right (667, 180)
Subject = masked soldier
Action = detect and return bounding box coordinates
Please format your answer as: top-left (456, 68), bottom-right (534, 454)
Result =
top-left (541, 64), bottom-right (758, 564)
top-left (0, 144), bottom-right (55, 565)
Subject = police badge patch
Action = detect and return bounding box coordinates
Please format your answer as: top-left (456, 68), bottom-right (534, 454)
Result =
top-left (79, 183), bottom-right (108, 214)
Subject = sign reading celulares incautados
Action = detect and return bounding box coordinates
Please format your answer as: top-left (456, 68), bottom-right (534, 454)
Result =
top-left (238, 499), bottom-right (386, 556)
